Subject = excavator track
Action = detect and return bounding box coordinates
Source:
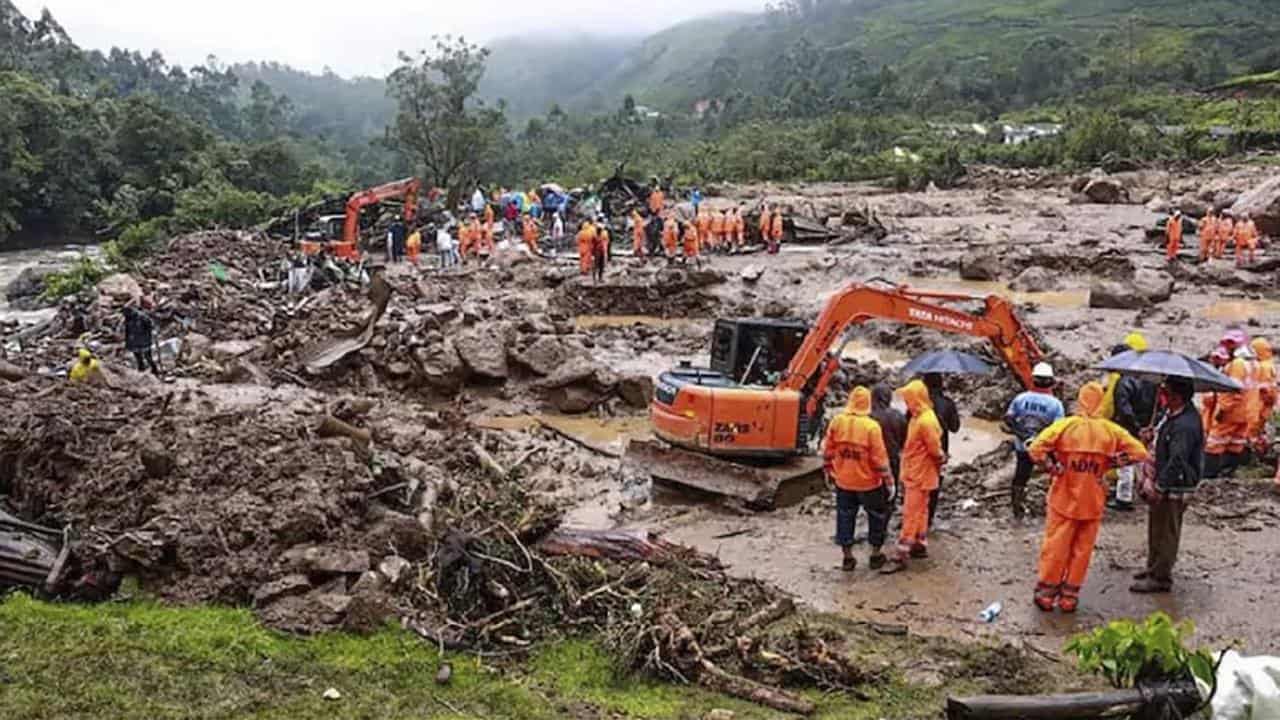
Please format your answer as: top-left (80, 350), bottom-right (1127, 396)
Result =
top-left (623, 439), bottom-right (824, 510)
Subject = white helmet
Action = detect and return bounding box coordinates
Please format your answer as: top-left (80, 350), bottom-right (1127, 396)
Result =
top-left (1032, 362), bottom-right (1055, 379)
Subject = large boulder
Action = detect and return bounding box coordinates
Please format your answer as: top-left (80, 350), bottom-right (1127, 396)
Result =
top-left (959, 248), bottom-right (1002, 281)
top-left (509, 335), bottom-right (574, 376)
top-left (1230, 175), bottom-right (1280, 237)
top-left (415, 340), bottom-right (468, 393)
top-left (454, 325), bottom-right (510, 380)
top-left (547, 385), bottom-right (605, 414)
top-left (97, 273), bottom-right (142, 304)
top-left (1009, 266), bottom-right (1062, 293)
top-left (4, 265), bottom-right (56, 301)
top-left (617, 374), bottom-right (655, 409)
top-left (1089, 269), bottom-right (1174, 309)
top-left (1082, 177), bottom-right (1130, 205)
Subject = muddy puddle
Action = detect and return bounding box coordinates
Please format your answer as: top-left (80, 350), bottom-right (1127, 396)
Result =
top-left (902, 277), bottom-right (1090, 309)
top-left (1200, 299), bottom-right (1280, 323)
top-left (839, 339), bottom-right (909, 367)
top-left (574, 315), bottom-right (696, 330)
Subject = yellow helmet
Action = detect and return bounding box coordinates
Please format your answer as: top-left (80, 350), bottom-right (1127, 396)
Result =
top-left (1124, 332), bottom-right (1148, 352)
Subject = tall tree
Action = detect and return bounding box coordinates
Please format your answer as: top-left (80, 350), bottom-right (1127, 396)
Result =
top-left (386, 36), bottom-right (506, 205)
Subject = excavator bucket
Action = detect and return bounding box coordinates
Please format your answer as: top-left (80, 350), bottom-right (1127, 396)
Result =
top-left (623, 439), bottom-right (824, 510)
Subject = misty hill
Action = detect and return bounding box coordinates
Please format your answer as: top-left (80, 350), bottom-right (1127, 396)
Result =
top-left (478, 35), bottom-right (639, 120)
top-left (479, 13), bottom-right (752, 117)
top-left (232, 62), bottom-right (393, 145)
top-left (480, 0), bottom-right (1280, 119)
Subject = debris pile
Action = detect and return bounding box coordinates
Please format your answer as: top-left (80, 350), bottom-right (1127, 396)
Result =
top-left (0, 380), bottom-right (893, 715)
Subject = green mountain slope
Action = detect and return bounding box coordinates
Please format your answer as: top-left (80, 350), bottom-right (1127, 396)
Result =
top-left (478, 35), bottom-right (639, 120)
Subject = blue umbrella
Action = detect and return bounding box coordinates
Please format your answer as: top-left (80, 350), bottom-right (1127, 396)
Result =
top-left (902, 349), bottom-right (993, 376)
top-left (1094, 350), bottom-right (1242, 393)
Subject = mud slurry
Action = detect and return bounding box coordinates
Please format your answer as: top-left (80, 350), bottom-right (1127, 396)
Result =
top-left (3, 161), bottom-right (1280, 713)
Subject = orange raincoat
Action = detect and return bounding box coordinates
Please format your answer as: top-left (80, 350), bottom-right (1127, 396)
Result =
top-left (483, 204), bottom-right (494, 225)
top-left (758, 209), bottom-right (772, 244)
top-left (648, 189), bottom-right (665, 215)
top-left (682, 224), bottom-right (700, 259)
top-left (822, 386), bottom-right (891, 492)
top-left (1216, 219), bottom-right (1234, 259)
top-left (478, 221), bottom-right (495, 254)
top-left (662, 217), bottom-right (679, 257)
top-left (1235, 219), bottom-right (1258, 266)
top-left (1251, 339), bottom-right (1276, 447)
top-left (1165, 216), bottom-right (1183, 261)
top-left (1027, 382), bottom-right (1148, 611)
top-left (1198, 214), bottom-right (1216, 262)
top-left (895, 380), bottom-right (944, 560)
top-left (631, 211), bottom-right (646, 258)
top-left (733, 211), bottom-right (745, 246)
top-left (711, 212), bottom-right (727, 248)
top-left (1207, 357), bottom-right (1251, 455)
top-left (576, 222), bottom-right (596, 275)
top-left (522, 216), bottom-right (539, 253)
top-left (696, 211), bottom-right (712, 249)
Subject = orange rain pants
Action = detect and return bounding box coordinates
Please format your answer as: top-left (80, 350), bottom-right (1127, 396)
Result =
top-left (1198, 218), bottom-right (1214, 262)
top-left (1216, 221), bottom-right (1233, 259)
top-left (1036, 510), bottom-right (1102, 612)
top-left (1165, 219), bottom-right (1182, 261)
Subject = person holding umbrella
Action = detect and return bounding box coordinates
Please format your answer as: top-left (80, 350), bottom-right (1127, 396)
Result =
top-left (1132, 377), bottom-right (1204, 594)
top-left (1091, 348), bottom-right (1232, 595)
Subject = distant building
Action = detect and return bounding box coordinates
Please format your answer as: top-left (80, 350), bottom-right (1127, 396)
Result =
top-left (1002, 123), bottom-right (1063, 145)
top-left (633, 105), bottom-right (662, 119)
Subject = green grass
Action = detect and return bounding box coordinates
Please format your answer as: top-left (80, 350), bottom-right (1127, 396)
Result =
top-left (0, 594), bottom-right (961, 720)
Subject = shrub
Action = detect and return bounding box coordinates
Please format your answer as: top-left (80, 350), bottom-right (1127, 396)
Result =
top-left (39, 255), bottom-right (108, 301)
top-left (1064, 612), bottom-right (1216, 690)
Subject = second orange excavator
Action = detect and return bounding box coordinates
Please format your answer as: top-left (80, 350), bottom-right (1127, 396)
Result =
top-left (625, 282), bottom-right (1046, 507)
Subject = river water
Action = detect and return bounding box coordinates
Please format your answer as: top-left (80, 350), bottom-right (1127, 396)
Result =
top-left (0, 245), bottom-right (99, 325)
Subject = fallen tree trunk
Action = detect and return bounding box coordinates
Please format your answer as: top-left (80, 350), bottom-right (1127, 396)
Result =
top-left (947, 680), bottom-right (1200, 720)
top-left (537, 528), bottom-right (703, 565)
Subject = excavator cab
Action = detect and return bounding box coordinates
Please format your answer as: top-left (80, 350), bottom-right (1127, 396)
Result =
top-left (709, 319), bottom-right (809, 386)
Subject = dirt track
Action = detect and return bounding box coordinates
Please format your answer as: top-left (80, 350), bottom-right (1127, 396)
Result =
top-left (4, 161), bottom-right (1280, 664)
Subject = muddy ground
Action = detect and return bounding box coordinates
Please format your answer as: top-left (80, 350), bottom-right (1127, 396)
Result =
top-left (3, 160), bottom-right (1280, 684)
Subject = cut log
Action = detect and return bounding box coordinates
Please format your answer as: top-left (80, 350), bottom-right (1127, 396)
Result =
top-left (317, 415), bottom-right (371, 449)
top-left (471, 442), bottom-right (508, 480)
top-left (947, 681), bottom-right (1200, 720)
top-left (537, 528), bottom-right (703, 565)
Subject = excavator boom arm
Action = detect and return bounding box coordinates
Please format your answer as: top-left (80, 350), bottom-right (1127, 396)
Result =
top-left (342, 177), bottom-right (422, 244)
top-left (779, 284), bottom-right (1043, 416)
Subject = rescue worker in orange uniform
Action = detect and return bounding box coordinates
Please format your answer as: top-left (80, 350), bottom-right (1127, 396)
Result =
top-left (1250, 338), bottom-right (1276, 453)
top-left (823, 386), bottom-right (893, 572)
top-left (769, 210), bottom-right (785, 254)
top-left (1235, 214), bottom-right (1258, 267)
top-left (1165, 210), bottom-right (1183, 262)
top-left (1205, 335), bottom-right (1252, 478)
top-left (459, 217), bottom-right (477, 257)
top-left (592, 221), bottom-right (611, 283)
top-left (682, 220), bottom-right (701, 266)
top-left (1027, 381), bottom-right (1149, 613)
top-left (576, 220), bottom-right (596, 276)
top-left (405, 225), bottom-right (422, 265)
top-left (648, 184), bottom-right (665, 215)
top-left (631, 210), bottom-right (647, 260)
top-left (696, 208), bottom-right (713, 253)
top-left (758, 206), bottom-right (772, 248)
top-left (478, 219), bottom-right (495, 255)
top-left (483, 203), bottom-right (495, 226)
top-left (1216, 212), bottom-right (1234, 259)
top-left (521, 215), bottom-right (539, 254)
top-left (662, 214), bottom-right (679, 259)
top-left (1198, 211), bottom-right (1217, 263)
top-left (711, 210), bottom-right (727, 254)
top-left (730, 207), bottom-right (745, 249)
top-left (883, 379), bottom-right (945, 574)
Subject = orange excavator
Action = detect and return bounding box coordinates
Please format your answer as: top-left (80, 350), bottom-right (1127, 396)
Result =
top-left (625, 283), bottom-right (1045, 507)
top-left (305, 178), bottom-right (422, 260)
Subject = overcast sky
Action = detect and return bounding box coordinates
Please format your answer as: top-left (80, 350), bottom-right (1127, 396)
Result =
top-left (15, 0), bottom-right (763, 77)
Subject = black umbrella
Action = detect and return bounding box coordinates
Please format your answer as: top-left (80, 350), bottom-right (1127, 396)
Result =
top-left (902, 349), bottom-right (993, 376)
top-left (1094, 350), bottom-right (1242, 393)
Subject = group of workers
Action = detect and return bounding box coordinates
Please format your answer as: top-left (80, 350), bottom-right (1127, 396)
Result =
top-left (826, 327), bottom-right (1276, 614)
top-left (1166, 209), bottom-right (1262, 266)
